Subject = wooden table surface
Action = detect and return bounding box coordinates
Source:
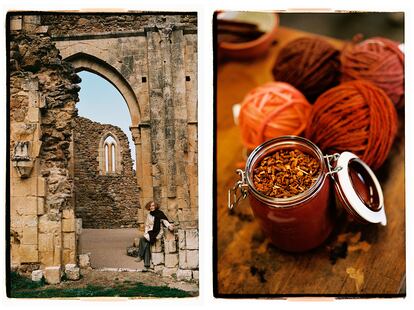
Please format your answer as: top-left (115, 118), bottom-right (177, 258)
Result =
top-left (215, 26), bottom-right (405, 296)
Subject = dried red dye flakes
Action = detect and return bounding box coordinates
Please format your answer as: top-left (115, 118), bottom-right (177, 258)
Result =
top-left (253, 149), bottom-right (320, 198)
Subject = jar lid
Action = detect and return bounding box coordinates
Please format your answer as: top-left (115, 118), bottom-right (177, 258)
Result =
top-left (332, 152), bottom-right (386, 225)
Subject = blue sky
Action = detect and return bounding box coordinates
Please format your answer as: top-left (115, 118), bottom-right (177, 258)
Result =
top-left (77, 71), bottom-right (136, 169)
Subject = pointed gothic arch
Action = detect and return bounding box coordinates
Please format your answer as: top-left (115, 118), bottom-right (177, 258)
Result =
top-left (64, 52), bottom-right (141, 127)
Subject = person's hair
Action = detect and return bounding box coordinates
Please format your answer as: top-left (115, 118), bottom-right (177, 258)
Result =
top-left (145, 201), bottom-right (160, 211)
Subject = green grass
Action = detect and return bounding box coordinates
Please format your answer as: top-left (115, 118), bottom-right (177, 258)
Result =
top-left (10, 272), bottom-right (45, 291)
top-left (10, 272), bottom-right (192, 298)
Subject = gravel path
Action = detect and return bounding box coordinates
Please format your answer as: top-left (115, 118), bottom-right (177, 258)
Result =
top-left (79, 228), bottom-right (143, 269)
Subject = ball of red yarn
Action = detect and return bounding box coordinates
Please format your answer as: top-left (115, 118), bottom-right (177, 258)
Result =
top-left (238, 82), bottom-right (312, 150)
top-left (341, 36), bottom-right (404, 109)
top-left (272, 37), bottom-right (340, 102)
top-left (305, 80), bottom-right (398, 170)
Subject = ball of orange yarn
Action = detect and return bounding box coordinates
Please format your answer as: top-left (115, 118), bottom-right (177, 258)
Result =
top-left (238, 82), bottom-right (312, 150)
top-left (341, 36), bottom-right (404, 109)
top-left (305, 80), bottom-right (398, 170)
top-left (272, 37), bottom-right (340, 102)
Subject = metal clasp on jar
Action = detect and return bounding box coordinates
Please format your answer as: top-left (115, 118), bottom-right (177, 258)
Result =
top-left (228, 169), bottom-right (249, 210)
top-left (324, 153), bottom-right (343, 177)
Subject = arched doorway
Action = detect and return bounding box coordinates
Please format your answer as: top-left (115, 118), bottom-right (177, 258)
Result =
top-left (71, 65), bottom-right (143, 269)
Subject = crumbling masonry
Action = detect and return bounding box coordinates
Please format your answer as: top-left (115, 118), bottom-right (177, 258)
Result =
top-left (73, 116), bottom-right (140, 229)
top-left (9, 13), bottom-right (198, 282)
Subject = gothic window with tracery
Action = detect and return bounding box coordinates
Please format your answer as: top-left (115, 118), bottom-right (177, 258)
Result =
top-left (99, 133), bottom-right (121, 175)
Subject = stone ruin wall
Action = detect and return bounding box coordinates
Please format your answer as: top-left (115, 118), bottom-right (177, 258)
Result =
top-left (9, 15), bottom-right (80, 272)
top-left (9, 13), bottom-right (199, 282)
top-left (41, 13), bottom-right (197, 36)
top-left (43, 13), bottom-right (199, 234)
top-left (73, 116), bottom-right (140, 228)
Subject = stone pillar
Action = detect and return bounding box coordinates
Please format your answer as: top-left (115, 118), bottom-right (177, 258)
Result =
top-left (160, 26), bottom-right (177, 203)
top-left (170, 28), bottom-right (189, 227)
top-left (62, 209), bottom-right (76, 265)
top-left (10, 77), bottom-right (44, 265)
top-left (146, 28), bottom-right (166, 207)
top-left (184, 33), bottom-right (199, 228)
top-left (133, 35), bottom-right (150, 224)
top-left (131, 125), bottom-right (144, 228)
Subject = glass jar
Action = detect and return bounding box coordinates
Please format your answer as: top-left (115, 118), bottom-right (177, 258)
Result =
top-left (228, 136), bottom-right (386, 252)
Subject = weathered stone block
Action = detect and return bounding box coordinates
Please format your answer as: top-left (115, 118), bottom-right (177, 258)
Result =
top-left (186, 229), bottom-right (198, 250)
top-left (178, 229), bottom-right (185, 250)
top-left (164, 232), bottom-right (176, 253)
top-left (21, 226), bottom-right (37, 245)
top-left (162, 267), bottom-right (177, 277)
top-left (13, 196), bottom-right (38, 216)
top-left (186, 250), bottom-right (198, 269)
top-left (179, 249), bottom-right (198, 270)
top-left (63, 233), bottom-right (76, 250)
top-left (65, 264), bottom-right (80, 280)
top-left (165, 253), bottom-right (178, 268)
top-left (62, 209), bottom-right (74, 219)
top-left (178, 208), bottom-right (195, 223)
top-left (53, 245), bottom-right (62, 266)
top-left (19, 244), bottom-right (38, 263)
top-left (192, 270), bottom-right (199, 280)
top-left (151, 239), bottom-right (162, 253)
top-left (37, 177), bottom-right (46, 197)
top-left (39, 250), bottom-right (54, 267)
top-left (62, 249), bottom-right (76, 265)
top-left (11, 175), bottom-right (37, 196)
top-left (31, 269), bottom-right (43, 282)
top-left (39, 216), bottom-right (61, 233)
top-left (36, 26), bottom-right (49, 34)
top-left (151, 252), bottom-right (164, 266)
top-left (23, 215), bottom-right (38, 227)
top-left (176, 269), bottom-right (192, 281)
top-left (62, 218), bottom-right (75, 232)
top-left (37, 197), bottom-right (45, 215)
top-left (38, 233), bottom-right (54, 252)
top-left (44, 266), bottom-right (61, 284)
top-left (10, 16), bottom-right (22, 31)
top-left (11, 245), bottom-right (20, 266)
top-left (27, 107), bottom-right (40, 123)
top-left (79, 253), bottom-right (91, 268)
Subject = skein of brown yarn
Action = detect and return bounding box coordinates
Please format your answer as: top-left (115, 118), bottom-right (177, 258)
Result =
top-left (305, 80), bottom-right (398, 170)
top-left (341, 36), bottom-right (404, 109)
top-left (272, 37), bottom-right (340, 103)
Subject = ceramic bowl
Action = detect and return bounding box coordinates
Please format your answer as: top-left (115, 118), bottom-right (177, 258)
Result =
top-left (218, 12), bottom-right (279, 60)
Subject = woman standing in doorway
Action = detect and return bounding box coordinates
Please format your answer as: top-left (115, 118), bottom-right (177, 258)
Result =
top-left (135, 201), bottom-right (174, 271)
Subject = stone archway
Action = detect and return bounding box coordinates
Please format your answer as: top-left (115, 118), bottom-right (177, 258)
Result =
top-left (59, 49), bottom-right (151, 227)
top-left (62, 52), bottom-right (147, 227)
top-left (9, 13), bottom-right (199, 282)
top-left (65, 52), bottom-right (141, 127)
